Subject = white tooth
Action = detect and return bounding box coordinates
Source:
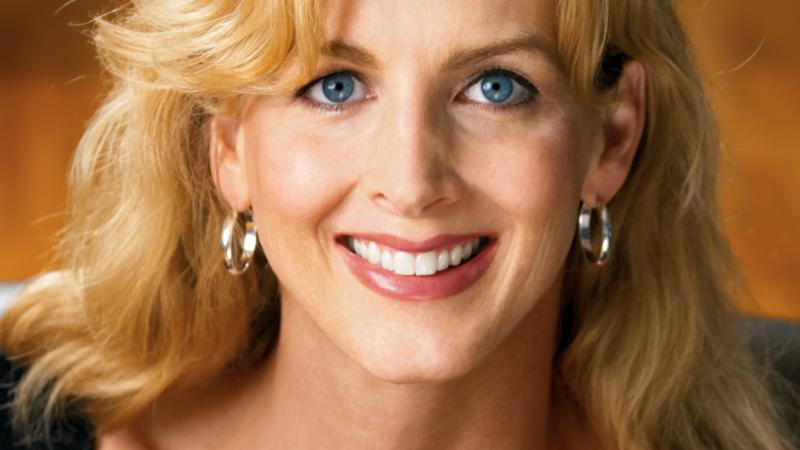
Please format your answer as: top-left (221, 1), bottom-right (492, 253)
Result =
top-left (394, 252), bottom-right (415, 275)
top-left (437, 251), bottom-right (450, 271)
top-left (368, 241), bottom-right (381, 265)
top-left (450, 245), bottom-right (463, 266)
top-left (347, 236), bottom-right (355, 252)
top-left (381, 249), bottom-right (394, 271)
top-left (463, 242), bottom-right (473, 259)
top-left (415, 251), bottom-right (438, 276)
top-left (355, 239), bottom-right (367, 258)
top-left (473, 238), bottom-right (480, 250)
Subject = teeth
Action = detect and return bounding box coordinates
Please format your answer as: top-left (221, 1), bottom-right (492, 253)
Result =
top-left (347, 237), bottom-right (486, 277)
top-left (437, 251), bottom-right (449, 271)
top-left (393, 252), bottom-right (415, 275)
top-left (381, 249), bottom-right (394, 271)
top-left (354, 239), bottom-right (367, 258)
top-left (415, 251), bottom-right (438, 276)
top-left (463, 241), bottom-right (473, 259)
top-left (450, 245), bottom-right (463, 266)
top-left (367, 241), bottom-right (381, 264)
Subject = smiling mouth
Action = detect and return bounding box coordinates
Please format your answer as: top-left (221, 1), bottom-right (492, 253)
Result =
top-left (336, 235), bottom-right (493, 277)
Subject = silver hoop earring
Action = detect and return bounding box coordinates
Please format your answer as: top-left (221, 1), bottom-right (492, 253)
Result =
top-left (221, 209), bottom-right (258, 275)
top-left (578, 202), bottom-right (612, 266)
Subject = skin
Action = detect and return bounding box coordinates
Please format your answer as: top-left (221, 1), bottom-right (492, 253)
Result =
top-left (97, 0), bottom-right (645, 448)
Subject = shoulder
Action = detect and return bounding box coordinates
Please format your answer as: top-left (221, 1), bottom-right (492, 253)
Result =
top-left (0, 350), bottom-right (96, 450)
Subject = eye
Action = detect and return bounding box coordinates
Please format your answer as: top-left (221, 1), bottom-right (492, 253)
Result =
top-left (462, 70), bottom-right (536, 105)
top-left (304, 71), bottom-right (368, 105)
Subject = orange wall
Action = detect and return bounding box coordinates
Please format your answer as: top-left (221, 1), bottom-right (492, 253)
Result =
top-left (0, 1), bottom-right (105, 282)
top-left (678, 1), bottom-right (800, 320)
top-left (1, 1), bottom-right (798, 320)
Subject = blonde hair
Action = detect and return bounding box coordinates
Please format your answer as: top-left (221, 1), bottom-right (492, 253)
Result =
top-left (1, 0), bottom-right (793, 448)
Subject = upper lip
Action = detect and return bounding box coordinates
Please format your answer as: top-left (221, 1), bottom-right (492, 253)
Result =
top-left (336, 233), bottom-right (494, 253)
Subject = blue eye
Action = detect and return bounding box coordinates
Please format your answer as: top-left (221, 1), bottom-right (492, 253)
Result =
top-left (481, 76), bottom-right (513, 102)
top-left (463, 71), bottom-right (535, 105)
top-left (305, 72), bottom-right (367, 105)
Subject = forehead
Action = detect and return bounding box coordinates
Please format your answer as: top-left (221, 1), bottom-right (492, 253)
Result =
top-left (323, 0), bottom-right (557, 66)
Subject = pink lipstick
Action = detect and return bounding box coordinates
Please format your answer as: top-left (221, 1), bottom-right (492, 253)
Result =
top-left (336, 234), bottom-right (498, 301)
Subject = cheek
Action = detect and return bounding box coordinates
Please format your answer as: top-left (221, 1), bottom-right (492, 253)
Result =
top-left (240, 106), bottom-right (363, 291)
top-left (463, 118), bottom-right (586, 224)
top-left (243, 112), bottom-right (357, 227)
top-left (464, 116), bottom-right (588, 325)
top-left (250, 143), bottom-right (344, 222)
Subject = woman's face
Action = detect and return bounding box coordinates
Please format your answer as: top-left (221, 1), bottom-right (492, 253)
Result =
top-left (219, 0), bottom-right (606, 382)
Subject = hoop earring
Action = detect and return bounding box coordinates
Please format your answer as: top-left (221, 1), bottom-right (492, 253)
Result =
top-left (221, 208), bottom-right (258, 275)
top-left (578, 202), bottom-right (612, 266)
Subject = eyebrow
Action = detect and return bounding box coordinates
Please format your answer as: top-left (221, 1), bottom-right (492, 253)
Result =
top-left (324, 40), bottom-right (379, 68)
top-left (321, 31), bottom-right (558, 72)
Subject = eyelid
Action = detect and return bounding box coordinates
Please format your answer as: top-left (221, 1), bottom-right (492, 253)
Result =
top-left (293, 70), bottom-right (375, 115)
top-left (296, 70), bottom-right (339, 95)
top-left (296, 70), bottom-right (368, 99)
top-left (459, 67), bottom-right (539, 105)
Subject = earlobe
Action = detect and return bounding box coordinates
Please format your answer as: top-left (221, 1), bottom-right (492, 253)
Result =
top-left (209, 116), bottom-right (251, 212)
top-left (581, 60), bottom-right (647, 207)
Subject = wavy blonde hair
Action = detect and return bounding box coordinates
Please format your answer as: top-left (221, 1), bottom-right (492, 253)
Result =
top-left (1, 0), bottom-right (794, 448)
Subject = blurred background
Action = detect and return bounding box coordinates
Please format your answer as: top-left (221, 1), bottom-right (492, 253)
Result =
top-left (0, 1), bottom-right (798, 320)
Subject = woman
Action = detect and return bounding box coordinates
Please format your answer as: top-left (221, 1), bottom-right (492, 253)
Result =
top-left (0, 0), bottom-right (794, 448)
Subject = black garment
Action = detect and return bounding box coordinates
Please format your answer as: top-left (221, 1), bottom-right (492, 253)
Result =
top-left (0, 352), bottom-right (95, 450)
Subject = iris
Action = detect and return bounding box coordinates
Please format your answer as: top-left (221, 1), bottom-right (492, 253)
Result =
top-left (480, 75), bottom-right (514, 103)
top-left (322, 73), bottom-right (356, 103)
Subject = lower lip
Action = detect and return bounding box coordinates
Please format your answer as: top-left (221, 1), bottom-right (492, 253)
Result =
top-left (337, 239), bottom-right (498, 301)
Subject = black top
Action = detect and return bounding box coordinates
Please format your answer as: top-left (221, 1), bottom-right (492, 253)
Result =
top-left (0, 352), bottom-right (95, 450)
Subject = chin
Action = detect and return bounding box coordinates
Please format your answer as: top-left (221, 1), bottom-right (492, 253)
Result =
top-left (360, 355), bottom-right (475, 385)
top-left (347, 329), bottom-right (487, 385)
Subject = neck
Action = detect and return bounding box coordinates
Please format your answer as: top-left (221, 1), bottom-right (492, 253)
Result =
top-left (252, 278), bottom-right (565, 450)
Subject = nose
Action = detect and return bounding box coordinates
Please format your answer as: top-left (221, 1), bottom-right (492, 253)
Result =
top-left (363, 93), bottom-right (462, 217)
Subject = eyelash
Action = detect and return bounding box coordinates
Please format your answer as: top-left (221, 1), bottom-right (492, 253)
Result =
top-left (293, 67), bottom-right (539, 114)
top-left (459, 67), bottom-right (539, 111)
top-left (295, 70), bottom-right (371, 114)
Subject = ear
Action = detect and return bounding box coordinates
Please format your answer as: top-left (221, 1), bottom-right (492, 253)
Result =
top-left (209, 116), bottom-right (251, 212)
top-left (581, 60), bottom-right (646, 207)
